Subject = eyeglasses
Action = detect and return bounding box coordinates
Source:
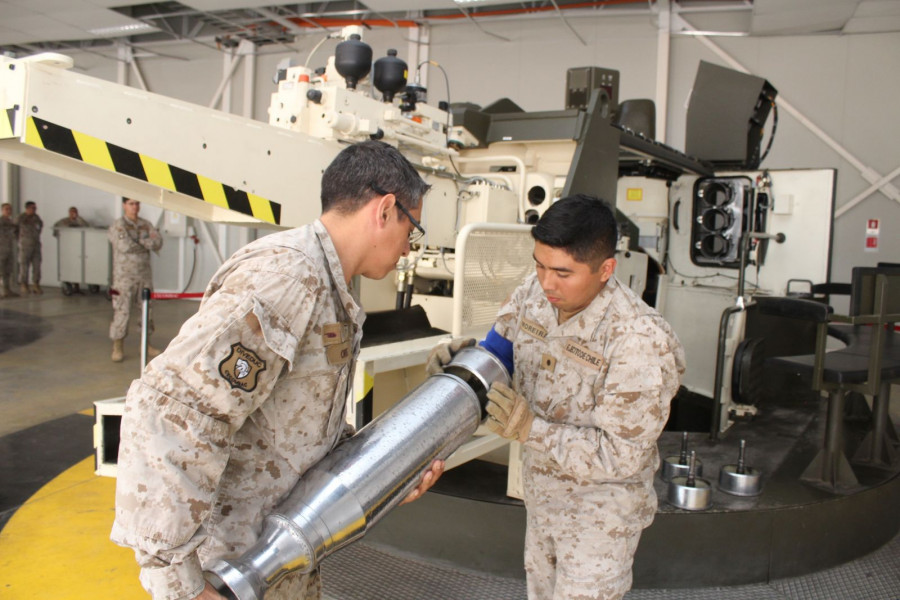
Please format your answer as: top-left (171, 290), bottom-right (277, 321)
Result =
top-left (370, 183), bottom-right (426, 245)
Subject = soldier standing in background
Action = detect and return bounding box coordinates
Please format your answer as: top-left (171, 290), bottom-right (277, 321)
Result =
top-left (54, 206), bottom-right (90, 231)
top-left (108, 197), bottom-right (163, 363)
top-left (0, 203), bottom-right (18, 298)
top-left (54, 206), bottom-right (91, 294)
top-left (16, 201), bottom-right (43, 295)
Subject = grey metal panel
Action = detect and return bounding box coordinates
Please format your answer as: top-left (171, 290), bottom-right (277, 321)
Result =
top-left (562, 88), bottom-right (620, 208)
top-left (485, 109), bottom-right (582, 143)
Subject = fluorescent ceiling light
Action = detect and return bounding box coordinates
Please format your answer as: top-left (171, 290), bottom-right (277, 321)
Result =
top-left (675, 30), bottom-right (749, 36)
top-left (88, 22), bottom-right (156, 37)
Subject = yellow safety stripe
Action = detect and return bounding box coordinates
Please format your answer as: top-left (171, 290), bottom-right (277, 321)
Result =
top-left (22, 115), bottom-right (281, 225)
top-left (0, 108), bottom-right (15, 139)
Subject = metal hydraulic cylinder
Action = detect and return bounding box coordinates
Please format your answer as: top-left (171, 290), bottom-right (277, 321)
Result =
top-left (205, 346), bottom-right (509, 600)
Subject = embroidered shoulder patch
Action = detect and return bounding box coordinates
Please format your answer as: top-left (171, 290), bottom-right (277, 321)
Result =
top-left (520, 318), bottom-right (548, 340)
top-left (563, 341), bottom-right (605, 370)
top-left (219, 343), bottom-right (267, 391)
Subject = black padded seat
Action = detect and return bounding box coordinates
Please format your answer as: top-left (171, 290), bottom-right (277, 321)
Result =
top-left (770, 330), bottom-right (900, 385)
top-left (756, 268), bottom-right (900, 491)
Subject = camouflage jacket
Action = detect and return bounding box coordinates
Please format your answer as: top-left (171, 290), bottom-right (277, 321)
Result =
top-left (108, 216), bottom-right (162, 285)
top-left (53, 215), bottom-right (89, 231)
top-left (111, 220), bottom-right (364, 600)
top-left (493, 273), bottom-right (685, 528)
top-left (16, 213), bottom-right (42, 246)
top-left (0, 216), bottom-right (16, 253)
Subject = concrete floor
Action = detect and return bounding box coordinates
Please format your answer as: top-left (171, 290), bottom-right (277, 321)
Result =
top-left (0, 289), bottom-right (199, 437)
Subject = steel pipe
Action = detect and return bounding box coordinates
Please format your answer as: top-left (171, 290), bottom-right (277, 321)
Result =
top-left (205, 346), bottom-right (509, 600)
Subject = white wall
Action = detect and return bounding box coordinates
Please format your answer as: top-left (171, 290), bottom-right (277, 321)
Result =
top-left (428, 15), bottom-right (660, 112)
top-left (2, 15), bottom-right (898, 294)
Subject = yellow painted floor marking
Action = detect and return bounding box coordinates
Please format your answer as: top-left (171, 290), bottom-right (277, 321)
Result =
top-left (0, 457), bottom-right (144, 598)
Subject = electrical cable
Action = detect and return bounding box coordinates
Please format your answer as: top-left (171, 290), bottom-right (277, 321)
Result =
top-left (414, 59), bottom-right (462, 179)
top-left (665, 253), bottom-right (760, 292)
top-left (305, 31), bottom-right (340, 68)
top-left (180, 234), bottom-right (200, 294)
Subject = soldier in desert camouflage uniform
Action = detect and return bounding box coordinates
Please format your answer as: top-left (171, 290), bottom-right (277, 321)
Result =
top-left (108, 197), bottom-right (163, 362)
top-left (111, 141), bottom-right (443, 600)
top-left (53, 206), bottom-right (90, 231)
top-left (429, 195), bottom-right (685, 600)
top-left (54, 206), bottom-right (90, 294)
top-left (16, 201), bottom-right (43, 294)
top-left (0, 203), bottom-right (17, 297)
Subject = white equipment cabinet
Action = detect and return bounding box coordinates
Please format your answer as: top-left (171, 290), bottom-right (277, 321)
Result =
top-left (56, 226), bottom-right (110, 294)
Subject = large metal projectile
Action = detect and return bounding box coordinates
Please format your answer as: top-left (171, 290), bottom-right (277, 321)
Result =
top-left (206, 346), bottom-right (509, 599)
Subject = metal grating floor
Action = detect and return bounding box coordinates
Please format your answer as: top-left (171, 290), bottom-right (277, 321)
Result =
top-left (322, 528), bottom-right (900, 600)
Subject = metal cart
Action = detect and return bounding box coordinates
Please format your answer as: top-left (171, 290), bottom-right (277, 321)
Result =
top-left (56, 226), bottom-right (111, 295)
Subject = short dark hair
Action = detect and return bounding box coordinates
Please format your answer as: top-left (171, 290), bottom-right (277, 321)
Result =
top-left (320, 141), bottom-right (430, 214)
top-left (25, 201), bottom-right (36, 209)
top-left (532, 194), bottom-right (618, 269)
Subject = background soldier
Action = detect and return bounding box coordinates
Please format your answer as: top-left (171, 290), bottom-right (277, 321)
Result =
top-left (54, 206), bottom-right (91, 294)
top-left (0, 203), bottom-right (17, 298)
top-left (16, 201), bottom-right (43, 294)
top-left (429, 195), bottom-right (686, 600)
top-left (53, 206), bottom-right (90, 231)
top-left (108, 197), bottom-right (163, 362)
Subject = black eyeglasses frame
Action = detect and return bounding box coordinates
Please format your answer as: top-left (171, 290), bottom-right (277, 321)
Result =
top-left (370, 183), bottom-right (426, 244)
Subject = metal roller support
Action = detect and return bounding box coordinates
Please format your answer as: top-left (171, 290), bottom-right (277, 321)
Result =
top-left (661, 432), bottom-right (703, 482)
top-left (205, 346), bottom-right (509, 600)
top-left (667, 450), bottom-right (712, 511)
top-left (718, 439), bottom-right (763, 496)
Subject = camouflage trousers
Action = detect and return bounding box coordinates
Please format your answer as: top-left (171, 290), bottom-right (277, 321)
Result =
top-left (110, 276), bottom-right (154, 340)
top-left (17, 244), bottom-right (40, 284)
top-left (0, 248), bottom-right (13, 285)
top-left (524, 514), bottom-right (642, 600)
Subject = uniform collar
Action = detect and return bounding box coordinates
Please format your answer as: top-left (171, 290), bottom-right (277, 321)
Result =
top-left (535, 273), bottom-right (620, 332)
top-left (313, 219), bottom-right (363, 326)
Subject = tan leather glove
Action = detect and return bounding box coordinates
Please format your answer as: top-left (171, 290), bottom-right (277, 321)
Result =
top-left (485, 382), bottom-right (534, 443)
top-left (425, 337), bottom-right (476, 376)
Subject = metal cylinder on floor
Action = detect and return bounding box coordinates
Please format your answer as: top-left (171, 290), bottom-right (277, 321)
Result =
top-left (205, 346), bottom-right (509, 600)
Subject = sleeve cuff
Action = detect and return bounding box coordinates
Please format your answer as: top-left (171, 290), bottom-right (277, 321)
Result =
top-left (139, 553), bottom-right (207, 600)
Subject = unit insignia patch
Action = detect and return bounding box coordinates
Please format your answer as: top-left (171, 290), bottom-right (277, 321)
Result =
top-left (219, 342), bottom-right (267, 391)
